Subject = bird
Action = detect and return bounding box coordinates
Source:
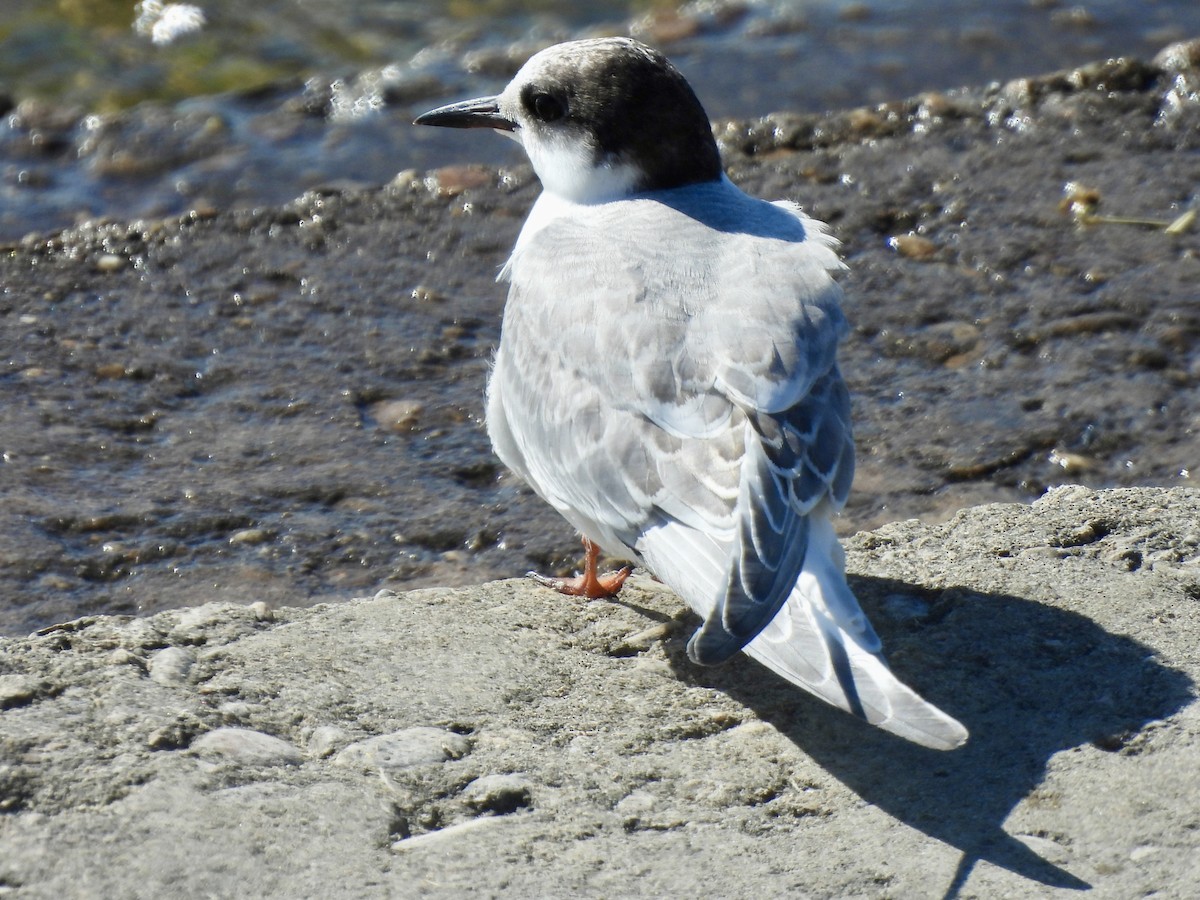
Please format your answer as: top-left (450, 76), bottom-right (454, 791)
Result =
top-left (415, 37), bottom-right (967, 750)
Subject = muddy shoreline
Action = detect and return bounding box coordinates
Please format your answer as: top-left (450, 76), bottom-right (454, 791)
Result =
top-left (1, 43), bottom-right (1198, 634)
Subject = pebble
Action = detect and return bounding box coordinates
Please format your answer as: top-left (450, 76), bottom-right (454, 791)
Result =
top-left (387, 168), bottom-right (419, 191)
top-left (334, 726), bottom-right (471, 771)
top-left (147, 724), bottom-right (193, 751)
top-left (107, 647), bottom-right (146, 670)
top-left (408, 285), bottom-right (447, 304)
top-left (1154, 38), bottom-right (1200, 72)
top-left (1048, 448), bottom-right (1094, 474)
top-left (94, 362), bottom-right (128, 379)
top-left (426, 165), bottom-right (492, 197)
top-left (618, 621), bottom-right (676, 652)
top-left (148, 646), bottom-right (196, 686)
top-left (217, 700), bottom-right (254, 723)
top-left (460, 774), bottom-right (533, 814)
top-left (371, 399), bottom-right (425, 433)
top-left (888, 233), bottom-right (939, 260)
top-left (228, 528), bottom-right (271, 545)
top-left (308, 725), bottom-right (350, 758)
top-left (248, 600), bottom-right (274, 622)
top-left (0, 674), bottom-right (41, 710)
top-left (191, 727), bottom-right (304, 766)
top-left (391, 815), bottom-right (508, 852)
top-left (95, 253), bottom-right (126, 273)
top-left (615, 790), bottom-right (657, 818)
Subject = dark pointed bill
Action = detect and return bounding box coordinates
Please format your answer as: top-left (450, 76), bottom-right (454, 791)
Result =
top-left (413, 97), bottom-right (515, 131)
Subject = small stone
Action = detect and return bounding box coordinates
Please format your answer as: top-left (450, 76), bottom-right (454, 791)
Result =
top-left (391, 815), bottom-right (506, 852)
top-left (147, 724), bottom-right (193, 751)
top-left (229, 528), bottom-right (270, 545)
top-left (916, 91), bottom-right (955, 119)
top-left (37, 573), bottom-right (74, 590)
top-left (148, 646), bottom-right (196, 686)
top-left (217, 701), bottom-right (254, 723)
top-left (409, 285), bottom-right (447, 304)
top-left (888, 233), bottom-right (939, 260)
top-left (248, 600), bottom-right (274, 622)
top-left (460, 774), bottom-right (533, 814)
top-left (334, 726), bottom-right (470, 771)
top-left (426, 165), bottom-right (491, 197)
top-left (95, 254), bottom-right (126, 273)
top-left (615, 790), bottom-right (657, 818)
top-left (94, 362), bottom-right (128, 379)
top-left (0, 675), bottom-right (41, 710)
top-left (388, 168), bottom-right (419, 190)
top-left (191, 727), bottom-right (303, 766)
top-left (847, 107), bottom-right (884, 132)
top-left (371, 399), bottom-right (424, 433)
top-left (1048, 448), bottom-right (1094, 473)
top-left (615, 622), bottom-right (675, 653)
top-left (308, 725), bottom-right (350, 758)
top-left (1153, 39), bottom-right (1200, 73)
top-left (107, 648), bottom-right (145, 670)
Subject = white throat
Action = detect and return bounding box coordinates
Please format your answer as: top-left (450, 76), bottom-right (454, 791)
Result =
top-left (500, 128), bottom-right (647, 281)
top-left (521, 131), bottom-right (642, 204)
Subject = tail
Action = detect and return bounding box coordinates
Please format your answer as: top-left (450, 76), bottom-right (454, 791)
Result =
top-left (743, 515), bottom-right (967, 750)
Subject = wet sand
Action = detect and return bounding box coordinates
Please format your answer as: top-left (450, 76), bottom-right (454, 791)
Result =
top-left (1, 42), bottom-right (1198, 634)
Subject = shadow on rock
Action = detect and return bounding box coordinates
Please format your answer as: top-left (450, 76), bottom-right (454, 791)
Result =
top-left (668, 573), bottom-right (1195, 898)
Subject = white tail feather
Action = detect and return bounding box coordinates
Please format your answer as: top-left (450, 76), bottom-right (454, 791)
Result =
top-left (639, 514), bottom-right (968, 750)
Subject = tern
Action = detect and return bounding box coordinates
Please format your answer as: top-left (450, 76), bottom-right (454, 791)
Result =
top-left (416, 37), bottom-right (967, 749)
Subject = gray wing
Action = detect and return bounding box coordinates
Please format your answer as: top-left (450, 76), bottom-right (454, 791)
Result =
top-left (687, 366), bottom-right (856, 665)
top-left (493, 186), bottom-right (851, 657)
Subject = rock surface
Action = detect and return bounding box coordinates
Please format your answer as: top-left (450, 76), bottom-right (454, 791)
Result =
top-left (2, 485), bottom-right (1198, 898)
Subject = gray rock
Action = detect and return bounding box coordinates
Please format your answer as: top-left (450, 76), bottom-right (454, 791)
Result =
top-left (147, 646), bottom-right (196, 686)
top-left (1, 448), bottom-right (1198, 892)
top-left (460, 773), bottom-right (533, 814)
top-left (0, 674), bottom-right (43, 709)
top-left (307, 725), bottom-right (350, 759)
top-left (190, 727), bottom-right (304, 767)
top-left (334, 726), bottom-right (471, 772)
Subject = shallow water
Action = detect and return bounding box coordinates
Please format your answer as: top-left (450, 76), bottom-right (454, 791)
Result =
top-left (4, 0), bottom-right (1200, 239)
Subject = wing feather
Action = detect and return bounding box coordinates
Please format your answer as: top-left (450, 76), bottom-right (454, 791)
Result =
top-left (488, 179), bottom-right (966, 748)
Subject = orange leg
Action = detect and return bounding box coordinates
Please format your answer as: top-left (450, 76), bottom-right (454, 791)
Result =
top-left (529, 537), bottom-right (632, 599)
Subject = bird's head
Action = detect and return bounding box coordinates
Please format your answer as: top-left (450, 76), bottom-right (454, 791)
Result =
top-left (415, 38), bottom-right (722, 203)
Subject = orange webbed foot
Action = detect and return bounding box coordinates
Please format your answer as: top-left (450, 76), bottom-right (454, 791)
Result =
top-left (528, 537), bottom-right (631, 599)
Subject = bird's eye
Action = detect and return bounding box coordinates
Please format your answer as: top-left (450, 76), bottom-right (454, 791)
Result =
top-left (529, 92), bottom-right (567, 123)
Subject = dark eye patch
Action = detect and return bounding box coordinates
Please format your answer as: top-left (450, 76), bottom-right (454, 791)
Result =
top-left (523, 88), bottom-right (567, 123)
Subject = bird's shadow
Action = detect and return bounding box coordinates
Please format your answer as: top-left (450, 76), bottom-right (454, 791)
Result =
top-left (664, 574), bottom-right (1195, 898)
